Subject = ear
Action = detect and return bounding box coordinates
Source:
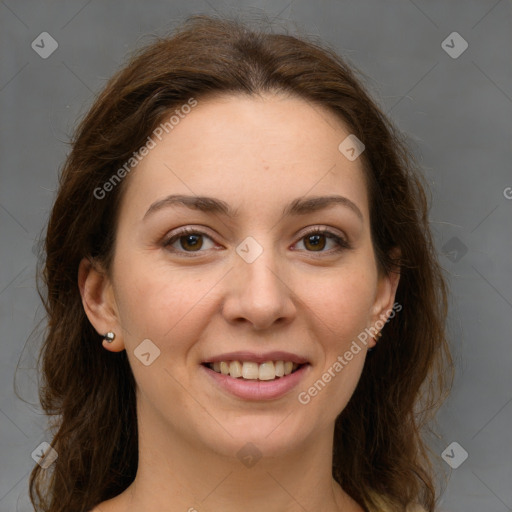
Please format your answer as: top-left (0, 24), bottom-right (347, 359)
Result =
top-left (368, 247), bottom-right (401, 348)
top-left (78, 257), bottom-right (125, 352)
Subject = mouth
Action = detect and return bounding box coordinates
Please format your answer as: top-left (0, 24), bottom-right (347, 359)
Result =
top-left (202, 360), bottom-right (306, 381)
top-left (200, 351), bottom-right (311, 400)
top-left (201, 360), bottom-right (310, 401)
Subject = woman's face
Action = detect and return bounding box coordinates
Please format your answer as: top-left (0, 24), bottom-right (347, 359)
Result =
top-left (83, 92), bottom-right (399, 458)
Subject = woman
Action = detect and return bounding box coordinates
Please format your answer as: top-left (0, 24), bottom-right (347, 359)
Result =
top-left (30, 14), bottom-right (452, 512)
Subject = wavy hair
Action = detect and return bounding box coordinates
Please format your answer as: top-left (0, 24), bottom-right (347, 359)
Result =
top-left (29, 14), bottom-right (452, 512)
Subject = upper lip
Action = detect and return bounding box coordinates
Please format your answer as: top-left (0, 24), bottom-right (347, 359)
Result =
top-left (202, 351), bottom-right (309, 365)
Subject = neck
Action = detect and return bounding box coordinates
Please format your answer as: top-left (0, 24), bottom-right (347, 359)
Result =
top-left (117, 401), bottom-right (361, 511)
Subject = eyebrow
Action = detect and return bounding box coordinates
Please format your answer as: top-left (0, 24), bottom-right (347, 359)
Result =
top-left (143, 194), bottom-right (364, 222)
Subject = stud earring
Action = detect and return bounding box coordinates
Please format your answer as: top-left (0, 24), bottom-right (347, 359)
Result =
top-left (103, 331), bottom-right (115, 343)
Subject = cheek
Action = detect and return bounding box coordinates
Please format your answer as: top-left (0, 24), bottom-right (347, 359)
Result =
top-left (299, 274), bottom-right (372, 421)
top-left (306, 355), bottom-right (366, 425)
top-left (113, 255), bottom-right (221, 350)
top-left (113, 267), bottom-right (219, 402)
top-left (304, 265), bottom-right (377, 342)
top-left (146, 274), bottom-right (201, 325)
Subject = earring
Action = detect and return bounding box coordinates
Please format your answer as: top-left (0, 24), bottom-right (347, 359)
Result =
top-left (103, 331), bottom-right (115, 343)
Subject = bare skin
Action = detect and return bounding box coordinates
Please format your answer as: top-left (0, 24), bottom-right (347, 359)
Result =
top-left (81, 92), bottom-right (399, 512)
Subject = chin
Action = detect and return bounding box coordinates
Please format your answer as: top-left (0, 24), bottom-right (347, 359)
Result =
top-left (197, 414), bottom-right (313, 459)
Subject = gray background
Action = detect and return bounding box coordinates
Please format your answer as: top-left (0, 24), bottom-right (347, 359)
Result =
top-left (1, 0), bottom-right (511, 510)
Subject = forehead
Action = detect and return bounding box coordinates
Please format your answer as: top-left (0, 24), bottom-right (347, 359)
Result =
top-left (119, 93), bottom-right (370, 222)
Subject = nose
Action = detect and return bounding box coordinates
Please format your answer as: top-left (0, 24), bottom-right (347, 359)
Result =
top-left (221, 242), bottom-right (297, 331)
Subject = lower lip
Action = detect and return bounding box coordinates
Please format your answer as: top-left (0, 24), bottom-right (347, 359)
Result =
top-left (201, 364), bottom-right (310, 401)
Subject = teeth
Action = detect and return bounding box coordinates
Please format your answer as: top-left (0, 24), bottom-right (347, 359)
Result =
top-left (229, 361), bottom-right (242, 378)
top-left (242, 361), bottom-right (259, 380)
top-left (259, 361), bottom-right (275, 381)
top-left (207, 360), bottom-right (302, 380)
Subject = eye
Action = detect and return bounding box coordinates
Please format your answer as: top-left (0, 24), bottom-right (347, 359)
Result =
top-left (163, 227), bottom-right (216, 255)
top-left (163, 226), bottom-right (351, 257)
top-left (294, 228), bottom-right (351, 254)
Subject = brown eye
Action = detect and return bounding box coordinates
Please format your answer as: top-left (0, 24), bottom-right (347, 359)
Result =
top-left (179, 233), bottom-right (203, 251)
top-left (296, 229), bottom-right (350, 253)
top-left (164, 228), bottom-right (215, 254)
top-left (303, 233), bottom-right (327, 251)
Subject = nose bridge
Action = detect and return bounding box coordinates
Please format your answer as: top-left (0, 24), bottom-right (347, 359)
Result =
top-left (223, 233), bottom-right (295, 329)
top-left (236, 233), bottom-right (285, 295)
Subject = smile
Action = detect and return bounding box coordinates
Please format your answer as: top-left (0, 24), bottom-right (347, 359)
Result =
top-left (204, 360), bottom-right (302, 381)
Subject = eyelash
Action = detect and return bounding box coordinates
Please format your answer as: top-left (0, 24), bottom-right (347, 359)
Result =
top-left (163, 226), bottom-right (351, 257)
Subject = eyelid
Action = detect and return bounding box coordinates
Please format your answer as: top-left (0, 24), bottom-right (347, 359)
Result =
top-left (297, 224), bottom-right (348, 241)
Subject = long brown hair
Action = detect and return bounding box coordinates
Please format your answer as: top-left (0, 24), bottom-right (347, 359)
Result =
top-left (29, 14), bottom-right (452, 512)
